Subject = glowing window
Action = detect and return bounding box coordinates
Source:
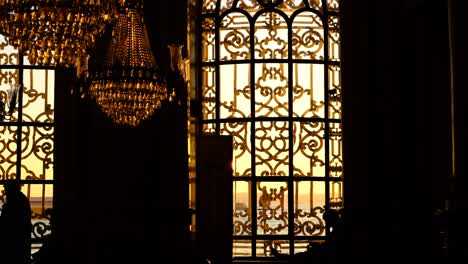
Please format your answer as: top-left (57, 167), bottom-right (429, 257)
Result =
top-left (0, 35), bottom-right (55, 254)
top-left (198, 0), bottom-right (343, 257)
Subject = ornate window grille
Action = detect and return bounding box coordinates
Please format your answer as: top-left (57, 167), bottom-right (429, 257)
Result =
top-left (197, 0), bottom-right (343, 257)
top-left (0, 34), bottom-right (55, 253)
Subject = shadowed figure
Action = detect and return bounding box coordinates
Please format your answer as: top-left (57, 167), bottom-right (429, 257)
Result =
top-left (271, 208), bottom-right (345, 264)
top-left (0, 180), bottom-right (32, 264)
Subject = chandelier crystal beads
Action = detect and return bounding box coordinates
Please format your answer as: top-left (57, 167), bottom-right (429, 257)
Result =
top-left (87, 4), bottom-right (168, 126)
top-left (0, 0), bottom-right (117, 67)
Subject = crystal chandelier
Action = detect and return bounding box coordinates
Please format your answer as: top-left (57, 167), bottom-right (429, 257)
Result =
top-left (0, 0), bottom-right (117, 67)
top-left (87, 1), bottom-right (168, 126)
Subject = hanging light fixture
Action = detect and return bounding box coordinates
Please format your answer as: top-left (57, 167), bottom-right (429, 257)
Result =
top-left (86, 0), bottom-right (168, 126)
top-left (0, 0), bottom-right (117, 67)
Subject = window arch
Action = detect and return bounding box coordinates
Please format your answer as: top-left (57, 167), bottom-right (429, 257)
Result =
top-left (198, 0), bottom-right (342, 257)
top-left (0, 34), bottom-right (55, 253)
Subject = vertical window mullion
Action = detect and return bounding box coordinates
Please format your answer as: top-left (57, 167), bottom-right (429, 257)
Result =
top-left (249, 13), bottom-right (257, 257)
top-left (215, 14), bottom-right (221, 135)
top-left (287, 16), bottom-right (295, 254)
top-left (322, 1), bottom-right (331, 238)
top-left (16, 55), bottom-right (24, 181)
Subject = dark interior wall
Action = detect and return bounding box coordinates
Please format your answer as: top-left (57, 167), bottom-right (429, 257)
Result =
top-left (451, 0), bottom-right (468, 258)
top-left (55, 1), bottom-right (189, 263)
top-left (341, 0), bottom-right (452, 261)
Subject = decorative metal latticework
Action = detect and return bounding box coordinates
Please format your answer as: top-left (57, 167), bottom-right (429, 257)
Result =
top-left (87, 2), bottom-right (168, 126)
top-left (0, 0), bottom-right (117, 67)
top-left (0, 35), bottom-right (55, 253)
top-left (196, 0), bottom-right (342, 257)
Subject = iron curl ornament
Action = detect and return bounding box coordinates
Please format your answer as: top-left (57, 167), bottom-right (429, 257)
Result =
top-left (0, 0), bottom-right (118, 67)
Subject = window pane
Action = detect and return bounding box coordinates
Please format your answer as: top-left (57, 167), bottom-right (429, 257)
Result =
top-left (328, 15), bottom-right (341, 61)
top-left (329, 181), bottom-right (343, 209)
top-left (220, 64), bottom-right (251, 119)
top-left (0, 126), bottom-right (18, 179)
top-left (221, 122), bottom-right (251, 177)
top-left (270, 240), bottom-right (291, 255)
top-left (292, 11), bottom-right (324, 60)
top-left (233, 239), bottom-right (252, 257)
top-left (201, 17), bottom-right (216, 62)
top-left (255, 121), bottom-right (289, 177)
top-left (256, 240), bottom-right (290, 257)
top-left (328, 65), bottom-right (342, 119)
top-left (220, 13), bottom-right (250, 61)
top-left (254, 12), bottom-right (288, 59)
top-left (294, 240), bottom-right (325, 255)
top-left (294, 180), bottom-right (326, 236)
top-left (22, 69), bottom-right (55, 123)
top-left (293, 122), bottom-right (325, 177)
top-left (201, 66), bottom-right (216, 120)
top-left (233, 181), bottom-right (251, 236)
top-left (26, 184), bottom-right (53, 216)
top-left (329, 122), bottom-right (343, 178)
top-left (0, 35), bottom-right (19, 65)
top-left (255, 63), bottom-right (289, 118)
top-left (20, 126), bottom-right (54, 181)
top-left (293, 63), bottom-right (325, 118)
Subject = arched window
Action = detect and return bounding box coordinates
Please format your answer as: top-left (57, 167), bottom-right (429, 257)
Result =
top-left (0, 35), bottom-right (55, 253)
top-left (198, 0), bottom-right (342, 257)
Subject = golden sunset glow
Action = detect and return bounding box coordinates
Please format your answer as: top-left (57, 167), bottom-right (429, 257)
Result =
top-left (199, 0), bottom-right (342, 257)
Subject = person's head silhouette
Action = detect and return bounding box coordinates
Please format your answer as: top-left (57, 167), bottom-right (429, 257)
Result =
top-left (322, 209), bottom-right (340, 229)
top-left (3, 179), bottom-right (22, 198)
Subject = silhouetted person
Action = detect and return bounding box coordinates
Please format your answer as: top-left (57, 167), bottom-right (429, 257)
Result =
top-left (321, 208), bottom-right (345, 264)
top-left (0, 180), bottom-right (32, 264)
top-left (271, 208), bottom-right (345, 264)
